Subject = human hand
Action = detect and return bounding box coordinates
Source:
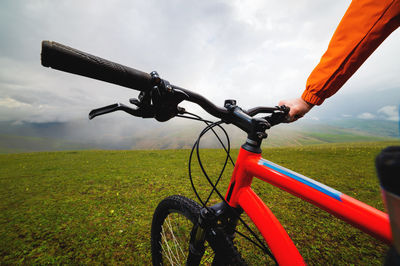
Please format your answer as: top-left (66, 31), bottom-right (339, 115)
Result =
top-left (278, 98), bottom-right (314, 122)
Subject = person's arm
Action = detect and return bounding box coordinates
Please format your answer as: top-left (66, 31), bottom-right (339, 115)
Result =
top-left (283, 0), bottom-right (400, 121)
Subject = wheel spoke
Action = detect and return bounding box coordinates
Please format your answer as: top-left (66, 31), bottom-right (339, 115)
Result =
top-left (166, 216), bottom-right (185, 262)
top-left (161, 225), bottom-right (178, 265)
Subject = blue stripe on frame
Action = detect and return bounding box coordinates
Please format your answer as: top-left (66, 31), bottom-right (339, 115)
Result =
top-left (258, 159), bottom-right (343, 201)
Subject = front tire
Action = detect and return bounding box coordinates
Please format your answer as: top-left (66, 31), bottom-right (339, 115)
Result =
top-left (150, 195), bottom-right (246, 265)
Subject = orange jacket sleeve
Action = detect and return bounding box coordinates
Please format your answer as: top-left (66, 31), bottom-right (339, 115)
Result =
top-left (302, 0), bottom-right (400, 106)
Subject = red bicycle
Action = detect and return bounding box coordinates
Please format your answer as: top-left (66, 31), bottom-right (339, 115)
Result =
top-left (41, 41), bottom-right (396, 265)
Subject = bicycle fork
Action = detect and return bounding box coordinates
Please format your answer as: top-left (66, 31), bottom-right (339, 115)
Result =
top-left (187, 202), bottom-right (243, 265)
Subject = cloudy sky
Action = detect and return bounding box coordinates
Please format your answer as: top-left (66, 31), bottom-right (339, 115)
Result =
top-left (0, 0), bottom-right (399, 124)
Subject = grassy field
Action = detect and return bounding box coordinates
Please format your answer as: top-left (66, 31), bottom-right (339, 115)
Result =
top-left (0, 141), bottom-right (399, 264)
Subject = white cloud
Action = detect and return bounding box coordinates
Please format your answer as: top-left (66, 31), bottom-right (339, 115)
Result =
top-left (357, 112), bottom-right (376, 120)
top-left (0, 97), bottom-right (31, 108)
top-left (350, 106), bottom-right (399, 122)
top-left (378, 105), bottom-right (399, 121)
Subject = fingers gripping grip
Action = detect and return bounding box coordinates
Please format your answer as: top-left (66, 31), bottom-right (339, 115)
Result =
top-left (41, 41), bottom-right (152, 91)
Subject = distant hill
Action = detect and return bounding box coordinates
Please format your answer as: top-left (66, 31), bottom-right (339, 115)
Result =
top-left (0, 134), bottom-right (95, 153)
top-left (322, 119), bottom-right (399, 138)
top-left (0, 118), bottom-right (398, 153)
top-left (262, 119), bottom-right (398, 147)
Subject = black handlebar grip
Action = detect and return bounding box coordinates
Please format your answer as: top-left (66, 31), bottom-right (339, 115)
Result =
top-left (41, 41), bottom-right (152, 91)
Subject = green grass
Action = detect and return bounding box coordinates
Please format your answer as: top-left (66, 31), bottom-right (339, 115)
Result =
top-left (0, 141), bottom-right (399, 264)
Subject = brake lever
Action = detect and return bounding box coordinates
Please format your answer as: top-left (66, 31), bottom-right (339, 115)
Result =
top-left (88, 103), bottom-right (154, 120)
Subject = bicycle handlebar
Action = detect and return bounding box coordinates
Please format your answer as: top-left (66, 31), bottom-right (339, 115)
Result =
top-left (41, 41), bottom-right (288, 147)
top-left (41, 41), bottom-right (152, 92)
top-left (41, 41), bottom-right (231, 120)
top-left (172, 85), bottom-right (230, 120)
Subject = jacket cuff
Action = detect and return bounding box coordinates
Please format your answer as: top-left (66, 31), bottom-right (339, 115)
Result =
top-left (301, 90), bottom-right (325, 106)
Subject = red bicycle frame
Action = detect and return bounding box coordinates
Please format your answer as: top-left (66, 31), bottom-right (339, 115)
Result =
top-left (225, 147), bottom-right (392, 265)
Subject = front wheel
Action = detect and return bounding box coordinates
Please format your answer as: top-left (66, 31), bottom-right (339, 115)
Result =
top-left (150, 195), bottom-right (246, 265)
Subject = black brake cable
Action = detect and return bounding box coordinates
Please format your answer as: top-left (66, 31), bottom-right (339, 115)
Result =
top-left (178, 113), bottom-right (277, 263)
top-left (187, 120), bottom-right (226, 207)
top-left (177, 113), bottom-right (235, 166)
top-left (192, 122), bottom-right (276, 263)
top-left (234, 229), bottom-right (269, 252)
top-left (180, 112), bottom-right (234, 205)
top-left (194, 122), bottom-right (231, 206)
top-left (178, 113), bottom-right (225, 207)
top-left (193, 121), bottom-right (230, 206)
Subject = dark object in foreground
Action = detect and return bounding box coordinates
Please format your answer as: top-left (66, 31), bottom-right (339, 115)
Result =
top-left (376, 146), bottom-right (400, 266)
